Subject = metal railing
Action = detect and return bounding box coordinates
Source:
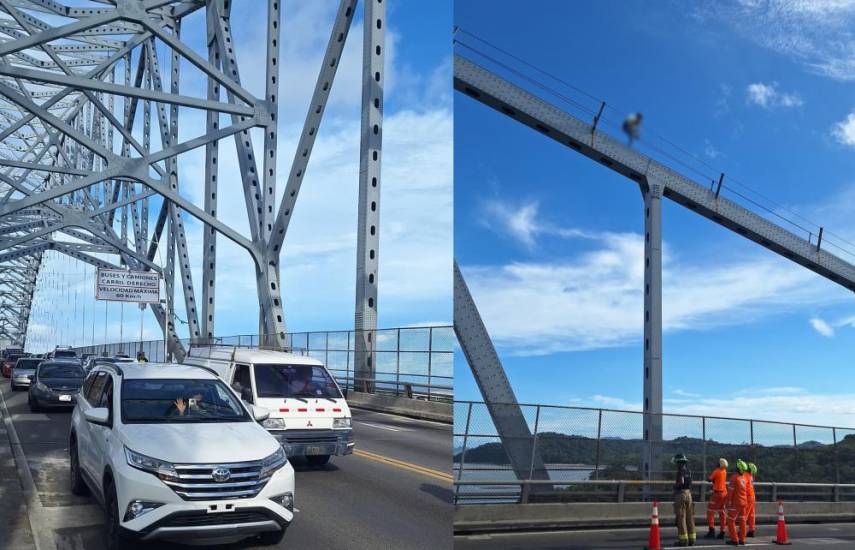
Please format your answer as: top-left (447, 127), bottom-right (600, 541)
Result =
top-left (454, 401), bottom-right (855, 502)
top-left (69, 326), bottom-right (454, 402)
top-left (453, 479), bottom-right (855, 505)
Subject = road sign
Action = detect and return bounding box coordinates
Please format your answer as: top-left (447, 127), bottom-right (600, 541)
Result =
top-left (96, 268), bottom-right (160, 303)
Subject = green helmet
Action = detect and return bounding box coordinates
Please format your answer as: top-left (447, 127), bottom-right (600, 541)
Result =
top-left (736, 459), bottom-right (748, 473)
top-left (748, 463), bottom-right (758, 476)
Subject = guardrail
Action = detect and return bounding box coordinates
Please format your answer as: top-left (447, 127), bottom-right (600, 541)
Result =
top-left (68, 326), bottom-right (454, 402)
top-left (454, 401), bottom-right (855, 488)
top-left (453, 479), bottom-right (855, 505)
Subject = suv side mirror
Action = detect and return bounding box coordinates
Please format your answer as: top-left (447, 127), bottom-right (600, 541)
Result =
top-left (249, 405), bottom-right (270, 422)
top-left (84, 407), bottom-right (110, 426)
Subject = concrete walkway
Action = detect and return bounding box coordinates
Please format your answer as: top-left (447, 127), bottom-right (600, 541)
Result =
top-left (0, 403), bottom-right (36, 550)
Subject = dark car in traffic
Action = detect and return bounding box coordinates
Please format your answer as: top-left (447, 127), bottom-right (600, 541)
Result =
top-left (28, 361), bottom-right (85, 412)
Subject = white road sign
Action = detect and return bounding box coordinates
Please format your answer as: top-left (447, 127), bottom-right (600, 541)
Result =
top-left (96, 268), bottom-right (160, 303)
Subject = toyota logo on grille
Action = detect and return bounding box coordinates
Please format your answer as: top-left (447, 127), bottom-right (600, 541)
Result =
top-left (212, 467), bottom-right (231, 482)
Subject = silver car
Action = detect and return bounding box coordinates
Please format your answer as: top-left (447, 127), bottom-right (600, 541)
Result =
top-left (11, 357), bottom-right (42, 390)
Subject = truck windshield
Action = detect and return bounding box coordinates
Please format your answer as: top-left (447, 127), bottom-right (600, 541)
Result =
top-left (54, 350), bottom-right (76, 358)
top-left (122, 379), bottom-right (250, 423)
top-left (253, 364), bottom-right (342, 399)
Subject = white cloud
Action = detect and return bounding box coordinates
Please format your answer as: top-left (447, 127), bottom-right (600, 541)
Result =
top-left (465, 199), bottom-right (843, 355)
top-left (703, 139), bottom-right (720, 159)
top-left (832, 111), bottom-right (855, 147)
top-left (696, 1), bottom-right (855, 81)
top-left (746, 82), bottom-right (804, 109)
top-left (578, 387), bottom-right (855, 428)
top-left (479, 199), bottom-right (592, 249)
top-left (809, 317), bottom-right (835, 337)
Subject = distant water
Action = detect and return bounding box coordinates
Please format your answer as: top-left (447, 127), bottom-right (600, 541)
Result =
top-left (454, 463), bottom-right (596, 503)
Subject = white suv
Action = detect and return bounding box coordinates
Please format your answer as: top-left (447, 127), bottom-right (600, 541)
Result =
top-left (69, 362), bottom-right (295, 549)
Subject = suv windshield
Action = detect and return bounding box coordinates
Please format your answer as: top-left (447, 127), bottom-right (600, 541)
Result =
top-left (39, 364), bottom-right (84, 378)
top-left (121, 379), bottom-right (250, 423)
top-left (54, 350), bottom-right (76, 358)
top-left (253, 364), bottom-right (342, 399)
top-left (15, 359), bottom-right (41, 370)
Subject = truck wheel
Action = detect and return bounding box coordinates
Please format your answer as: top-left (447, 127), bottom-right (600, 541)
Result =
top-left (306, 454), bottom-right (331, 467)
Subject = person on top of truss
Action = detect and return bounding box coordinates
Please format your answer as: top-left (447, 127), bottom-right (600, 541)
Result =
top-left (622, 112), bottom-right (643, 145)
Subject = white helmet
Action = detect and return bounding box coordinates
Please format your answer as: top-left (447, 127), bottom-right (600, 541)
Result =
top-left (719, 458), bottom-right (729, 469)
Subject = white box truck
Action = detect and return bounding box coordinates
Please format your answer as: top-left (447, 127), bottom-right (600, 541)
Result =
top-left (184, 346), bottom-right (354, 466)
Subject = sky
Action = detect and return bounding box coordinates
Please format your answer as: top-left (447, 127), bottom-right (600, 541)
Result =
top-left (24, 1), bottom-right (452, 349)
top-left (454, 0), bottom-right (855, 427)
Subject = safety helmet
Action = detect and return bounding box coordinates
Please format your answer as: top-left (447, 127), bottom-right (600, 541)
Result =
top-left (719, 458), bottom-right (729, 469)
top-left (748, 463), bottom-right (758, 476)
top-left (671, 453), bottom-right (689, 464)
top-left (736, 459), bottom-right (748, 473)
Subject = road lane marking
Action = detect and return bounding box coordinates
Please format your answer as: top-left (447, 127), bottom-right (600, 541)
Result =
top-left (355, 421), bottom-right (409, 432)
top-left (353, 448), bottom-right (452, 483)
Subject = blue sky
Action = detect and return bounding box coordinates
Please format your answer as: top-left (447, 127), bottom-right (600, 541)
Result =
top-left (454, 0), bottom-right (855, 426)
top-left (25, 1), bottom-right (452, 350)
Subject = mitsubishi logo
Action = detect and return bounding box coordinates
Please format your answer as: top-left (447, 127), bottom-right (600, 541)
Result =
top-left (212, 467), bottom-right (231, 482)
top-left (307, 420), bottom-right (313, 427)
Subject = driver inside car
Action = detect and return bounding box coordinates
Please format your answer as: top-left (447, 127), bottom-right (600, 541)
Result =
top-left (172, 390), bottom-right (206, 416)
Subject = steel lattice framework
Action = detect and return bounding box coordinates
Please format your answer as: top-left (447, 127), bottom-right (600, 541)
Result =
top-left (0, 0), bottom-right (385, 375)
top-left (454, 54), bottom-right (855, 482)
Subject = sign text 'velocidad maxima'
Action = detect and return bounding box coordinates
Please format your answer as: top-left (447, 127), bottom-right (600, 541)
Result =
top-left (96, 268), bottom-right (161, 303)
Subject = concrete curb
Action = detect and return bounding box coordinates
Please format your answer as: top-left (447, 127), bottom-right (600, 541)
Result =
top-left (346, 391), bottom-right (452, 424)
top-left (454, 501), bottom-right (855, 534)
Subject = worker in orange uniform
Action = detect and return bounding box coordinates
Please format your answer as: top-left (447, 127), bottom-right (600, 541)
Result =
top-left (726, 459), bottom-right (750, 546)
top-left (746, 463), bottom-right (757, 537)
top-left (705, 458), bottom-right (728, 539)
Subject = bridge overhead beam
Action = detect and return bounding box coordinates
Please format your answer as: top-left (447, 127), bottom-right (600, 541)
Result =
top-left (453, 55), bottom-right (855, 293)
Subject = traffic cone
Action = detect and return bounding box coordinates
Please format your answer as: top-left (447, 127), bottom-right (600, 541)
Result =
top-left (645, 500), bottom-right (661, 550)
top-left (774, 500), bottom-right (791, 545)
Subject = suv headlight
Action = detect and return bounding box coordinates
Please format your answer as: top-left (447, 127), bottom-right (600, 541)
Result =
top-left (333, 417), bottom-right (352, 429)
top-left (262, 417), bottom-right (286, 430)
top-left (35, 381), bottom-right (50, 392)
top-left (259, 447), bottom-right (287, 478)
top-left (125, 447), bottom-right (179, 482)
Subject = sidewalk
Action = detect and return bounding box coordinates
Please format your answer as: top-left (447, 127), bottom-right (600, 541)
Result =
top-left (0, 407), bottom-right (37, 550)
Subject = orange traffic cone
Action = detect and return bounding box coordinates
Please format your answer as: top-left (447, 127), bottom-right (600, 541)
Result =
top-left (774, 500), bottom-right (791, 545)
top-left (645, 500), bottom-right (661, 550)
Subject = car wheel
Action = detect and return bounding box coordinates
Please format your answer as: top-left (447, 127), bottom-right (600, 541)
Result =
top-left (27, 394), bottom-right (39, 412)
top-left (69, 439), bottom-right (89, 496)
top-left (10, 381), bottom-right (17, 391)
top-left (256, 526), bottom-right (288, 547)
top-left (104, 479), bottom-right (136, 550)
top-left (306, 454), bottom-right (331, 467)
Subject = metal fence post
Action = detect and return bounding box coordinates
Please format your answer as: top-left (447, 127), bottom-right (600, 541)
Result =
top-left (396, 328), bottom-right (401, 397)
top-left (325, 331), bottom-right (329, 370)
top-left (520, 482), bottom-right (531, 504)
top-left (701, 416), bottom-right (707, 502)
top-left (750, 419), bottom-right (755, 464)
top-left (833, 427), bottom-right (840, 484)
top-left (427, 327), bottom-right (433, 401)
top-left (346, 331), bottom-right (352, 392)
top-left (528, 405), bottom-right (541, 481)
top-left (595, 409), bottom-right (603, 481)
top-left (793, 424), bottom-right (799, 474)
top-left (455, 402), bottom-right (474, 503)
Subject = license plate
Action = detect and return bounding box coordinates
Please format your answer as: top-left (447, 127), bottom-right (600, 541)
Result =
top-left (306, 446), bottom-right (323, 455)
top-left (59, 395), bottom-right (72, 402)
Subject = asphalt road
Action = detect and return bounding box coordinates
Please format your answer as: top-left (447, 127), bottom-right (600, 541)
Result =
top-left (0, 379), bottom-right (452, 550)
top-left (455, 523), bottom-right (855, 549)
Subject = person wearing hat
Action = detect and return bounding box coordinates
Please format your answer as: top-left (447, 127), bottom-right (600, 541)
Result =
top-left (706, 458), bottom-right (729, 539)
top-left (726, 459), bottom-right (750, 546)
top-left (672, 453), bottom-right (696, 547)
top-left (745, 463), bottom-right (758, 537)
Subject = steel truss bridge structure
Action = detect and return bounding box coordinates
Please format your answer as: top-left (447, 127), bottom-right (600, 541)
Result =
top-left (0, 0), bottom-right (385, 386)
top-left (453, 54), bottom-right (855, 482)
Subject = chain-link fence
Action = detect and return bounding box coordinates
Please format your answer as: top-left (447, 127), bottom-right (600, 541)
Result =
top-left (454, 401), bottom-right (855, 503)
top-left (71, 326), bottom-right (454, 401)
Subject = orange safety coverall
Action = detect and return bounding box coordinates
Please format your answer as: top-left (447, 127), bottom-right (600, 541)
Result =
top-left (727, 472), bottom-right (749, 543)
top-left (745, 472), bottom-right (756, 532)
top-left (707, 467), bottom-right (728, 530)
